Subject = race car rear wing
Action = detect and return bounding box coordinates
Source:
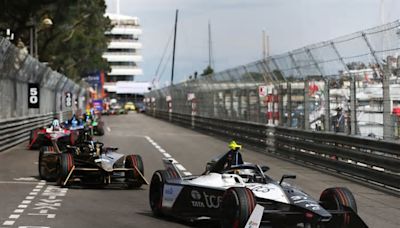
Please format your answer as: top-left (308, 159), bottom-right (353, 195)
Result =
top-left (162, 158), bottom-right (192, 180)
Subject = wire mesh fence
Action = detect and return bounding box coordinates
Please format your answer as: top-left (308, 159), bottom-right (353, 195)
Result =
top-left (146, 20), bottom-right (400, 140)
top-left (0, 36), bottom-right (88, 120)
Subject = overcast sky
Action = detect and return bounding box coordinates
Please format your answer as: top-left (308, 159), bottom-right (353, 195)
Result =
top-left (105, 0), bottom-right (400, 86)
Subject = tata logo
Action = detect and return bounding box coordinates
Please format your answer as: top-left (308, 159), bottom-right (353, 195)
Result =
top-left (191, 201), bottom-right (205, 208)
top-left (203, 192), bottom-right (222, 209)
top-left (191, 190), bottom-right (202, 200)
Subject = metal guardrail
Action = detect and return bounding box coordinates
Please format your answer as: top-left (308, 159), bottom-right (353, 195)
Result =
top-left (148, 110), bottom-right (400, 193)
top-left (0, 111), bottom-right (72, 152)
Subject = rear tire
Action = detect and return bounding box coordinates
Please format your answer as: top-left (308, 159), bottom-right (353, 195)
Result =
top-left (220, 187), bottom-right (256, 228)
top-left (57, 153), bottom-right (74, 186)
top-left (320, 187), bottom-right (357, 228)
top-left (38, 146), bottom-right (58, 181)
top-left (125, 154), bottom-right (144, 188)
top-left (149, 170), bottom-right (167, 217)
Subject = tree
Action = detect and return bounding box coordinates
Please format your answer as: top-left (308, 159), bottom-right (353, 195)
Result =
top-left (201, 65), bottom-right (214, 76)
top-left (0, 0), bottom-right (111, 81)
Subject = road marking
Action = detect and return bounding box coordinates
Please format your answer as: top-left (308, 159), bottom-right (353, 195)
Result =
top-left (0, 181), bottom-right (40, 185)
top-left (9, 215), bottom-right (20, 219)
top-left (2, 221), bottom-right (15, 226)
top-left (0, 180), bottom-right (69, 228)
top-left (175, 164), bottom-right (186, 171)
top-left (145, 136), bottom-right (192, 176)
top-left (18, 226), bottom-right (50, 228)
top-left (106, 127), bottom-right (111, 132)
top-left (14, 177), bottom-right (37, 181)
top-left (163, 153), bottom-right (172, 158)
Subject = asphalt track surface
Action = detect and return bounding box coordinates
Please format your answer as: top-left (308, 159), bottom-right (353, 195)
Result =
top-left (0, 113), bottom-right (399, 228)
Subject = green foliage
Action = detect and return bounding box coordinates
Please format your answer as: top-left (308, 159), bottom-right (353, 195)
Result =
top-left (201, 65), bottom-right (214, 76)
top-left (0, 0), bottom-right (111, 81)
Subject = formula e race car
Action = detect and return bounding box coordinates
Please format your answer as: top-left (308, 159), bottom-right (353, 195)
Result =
top-left (39, 140), bottom-right (147, 188)
top-left (82, 114), bottom-right (105, 136)
top-left (149, 154), bottom-right (368, 228)
top-left (29, 120), bottom-right (79, 150)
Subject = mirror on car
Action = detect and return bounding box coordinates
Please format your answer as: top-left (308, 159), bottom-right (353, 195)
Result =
top-left (279, 174), bottom-right (296, 185)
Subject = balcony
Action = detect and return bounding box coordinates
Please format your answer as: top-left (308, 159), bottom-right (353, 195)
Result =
top-left (102, 52), bottom-right (143, 62)
top-left (108, 41), bottom-right (142, 49)
top-left (105, 27), bottom-right (142, 35)
top-left (108, 66), bottom-right (143, 76)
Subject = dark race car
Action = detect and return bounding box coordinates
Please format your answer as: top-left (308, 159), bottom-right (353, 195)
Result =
top-left (39, 140), bottom-right (147, 188)
top-left (148, 153), bottom-right (368, 228)
top-left (82, 114), bottom-right (105, 136)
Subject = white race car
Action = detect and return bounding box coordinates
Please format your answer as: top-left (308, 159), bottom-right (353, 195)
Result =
top-left (149, 152), bottom-right (367, 228)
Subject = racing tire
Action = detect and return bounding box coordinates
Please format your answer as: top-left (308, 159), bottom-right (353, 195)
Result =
top-left (38, 146), bottom-right (58, 181)
top-left (57, 153), bottom-right (74, 187)
top-left (149, 170), bottom-right (167, 217)
top-left (125, 154), bottom-right (144, 188)
top-left (319, 187), bottom-right (357, 228)
top-left (220, 187), bottom-right (256, 228)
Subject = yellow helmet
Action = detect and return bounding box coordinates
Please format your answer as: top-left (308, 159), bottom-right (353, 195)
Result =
top-left (228, 141), bottom-right (242, 150)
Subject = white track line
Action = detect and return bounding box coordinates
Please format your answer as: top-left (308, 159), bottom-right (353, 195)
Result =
top-left (0, 181), bottom-right (40, 185)
top-left (1, 181), bottom-right (45, 226)
top-left (145, 136), bottom-right (192, 176)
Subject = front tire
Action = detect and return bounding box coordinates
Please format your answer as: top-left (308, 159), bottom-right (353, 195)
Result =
top-left (149, 170), bottom-right (167, 217)
top-left (57, 153), bottom-right (74, 186)
top-left (38, 146), bottom-right (58, 181)
top-left (320, 187), bottom-right (357, 228)
top-left (125, 154), bottom-right (144, 188)
top-left (220, 187), bottom-right (256, 228)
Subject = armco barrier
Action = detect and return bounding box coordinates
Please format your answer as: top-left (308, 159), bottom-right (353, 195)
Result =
top-left (147, 110), bottom-right (400, 193)
top-left (0, 111), bottom-right (72, 152)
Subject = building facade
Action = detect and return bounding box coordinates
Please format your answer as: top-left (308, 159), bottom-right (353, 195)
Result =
top-left (103, 13), bottom-right (143, 94)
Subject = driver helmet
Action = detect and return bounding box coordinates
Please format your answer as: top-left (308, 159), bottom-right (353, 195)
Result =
top-left (71, 115), bottom-right (78, 127)
top-left (52, 119), bottom-right (60, 131)
top-left (228, 140), bottom-right (242, 150)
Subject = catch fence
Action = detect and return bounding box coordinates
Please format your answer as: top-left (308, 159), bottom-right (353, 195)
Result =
top-left (147, 20), bottom-right (400, 140)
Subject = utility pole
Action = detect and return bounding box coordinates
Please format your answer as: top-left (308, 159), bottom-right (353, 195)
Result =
top-left (262, 30), bottom-right (270, 59)
top-left (171, 9), bottom-right (178, 85)
top-left (116, 0), bottom-right (120, 25)
top-left (262, 30), bottom-right (266, 59)
top-left (208, 21), bottom-right (213, 69)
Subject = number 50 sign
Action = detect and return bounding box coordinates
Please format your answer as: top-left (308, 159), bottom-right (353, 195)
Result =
top-left (28, 83), bottom-right (40, 109)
